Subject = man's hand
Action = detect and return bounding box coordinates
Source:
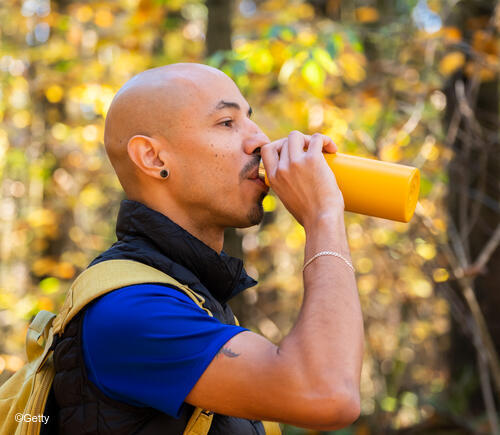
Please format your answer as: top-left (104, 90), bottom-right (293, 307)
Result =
top-left (261, 131), bottom-right (344, 229)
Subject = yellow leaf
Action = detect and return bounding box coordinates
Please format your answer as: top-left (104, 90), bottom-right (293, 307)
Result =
top-left (465, 62), bottom-right (496, 82)
top-left (338, 53), bottom-right (366, 84)
top-left (12, 110), bottom-right (31, 129)
top-left (472, 30), bottom-right (498, 55)
top-left (433, 268), bottom-right (449, 282)
top-left (45, 85), bottom-right (64, 103)
top-left (38, 296), bottom-right (55, 312)
top-left (432, 218), bottom-right (446, 232)
top-left (439, 52), bottom-right (465, 76)
top-left (356, 257), bottom-right (373, 273)
top-left (32, 258), bottom-right (57, 276)
top-left (371, 228), bottom-right (393, 245)
top-left (79, 185), bottom-right (106, 208)
top-left (442, 26), bottom-right (461, 42)
top-left (95, 8), bottom-right (114, 28)
top-left (53, 262), bottom-right (76, 280)
top-left (2, 354), bottom-right (24, 372)
top-left (51, 123), bottom-right (69, 141)
top-left (248, 48), bottom-right (274, 74)
top-left (380, 143), bottom-right (403, 162)
top-left (278, 59), bottom-right (297, 84)
top-left (296, 29), bottom-right (316, 46)
top-left (289, 2), bottom-right (314, 19)
top-left (302, 60), bottom-right (325, 89)
top-left (411, 279), bottom-right (433, 298)
top-left (75, 5), bottom-right (93, 23)
top-left (27, 209), bottom-right (57, 227)
top-left (0, 129), bottom-right (8, 159)
top-left (313, 48), bottom-right (339, 75)
top-left (285, 225), bottom-right (305, 250)
top-left (269, 40), bottom-right (288, 67)
top-left (262, 195), bottom-right (276, 212)
top-left (355, 7), bottom-right (379, 23)
top-left (358, 274), bottom-right (376, 295)
top-left (40, 277), bottom-right (60, 294)
top-left (416, 243), bottom-right (436, 260)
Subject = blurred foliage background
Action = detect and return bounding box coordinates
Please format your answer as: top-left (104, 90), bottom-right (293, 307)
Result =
top-left (1, 0), bottom-right (500, 433)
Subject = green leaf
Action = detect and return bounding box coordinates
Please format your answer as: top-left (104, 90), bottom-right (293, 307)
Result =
top-left (420, 175), bottom-right (434, 197)
top-left (206, 51), bottom-right (227, 68)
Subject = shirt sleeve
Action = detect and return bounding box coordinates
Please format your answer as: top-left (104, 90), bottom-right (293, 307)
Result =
top-left (82, 284), bottom-right (247, 418)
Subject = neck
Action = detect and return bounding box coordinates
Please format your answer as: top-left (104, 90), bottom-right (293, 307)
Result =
top-left (127, 193), bottom-right (225, 254)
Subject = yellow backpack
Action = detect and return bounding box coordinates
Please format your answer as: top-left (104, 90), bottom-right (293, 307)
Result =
top-left (0, 259), bottom-right (281, 435)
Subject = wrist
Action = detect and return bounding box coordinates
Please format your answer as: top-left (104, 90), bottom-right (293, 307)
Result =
top-left (303, 250), bottom-right (354, 273)
top-left (303, 211), bottom-right (350, 257)
top-left (303, 210), bottom-right (345, 233)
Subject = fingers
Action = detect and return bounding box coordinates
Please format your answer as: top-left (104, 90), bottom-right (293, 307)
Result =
top-left (305, 133), bottom-right (337, 155)
top-left (261, 137), bottom-right (287, 178)
top-left (322, 135), bottom-right (337, 153)
top-left (286, 131), bottom-right (336, 159)
top-left (262, 132), bottom-right (337, 178)
top-left (278, 138), bottom-right (290, 171)
top-left (287, 130), bottom-right (306, 162)
top-left (307, 133), bottom-right (325, 156)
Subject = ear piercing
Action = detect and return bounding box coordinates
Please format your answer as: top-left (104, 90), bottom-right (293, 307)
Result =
top-left (160, 169), bottom-right (169, 179)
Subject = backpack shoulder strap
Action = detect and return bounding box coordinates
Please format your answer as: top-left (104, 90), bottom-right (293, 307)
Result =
top-left (52, 259), bottom-right (213, 335)
top-left (183, 408), bottom-right (214, 435)
top-left (51, 259), bottom-right (216, 435)
top-left (26, 310), bottom-right (56, 363)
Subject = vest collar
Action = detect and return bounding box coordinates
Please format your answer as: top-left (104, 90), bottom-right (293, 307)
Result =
top-left (115, 199), bottom-right (257, 304)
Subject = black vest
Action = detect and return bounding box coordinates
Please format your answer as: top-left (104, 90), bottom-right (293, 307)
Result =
top-left (52, 199), bottom-right (265, 434)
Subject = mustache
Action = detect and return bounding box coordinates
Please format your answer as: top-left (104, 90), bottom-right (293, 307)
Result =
top-left (239, 155), bottom-right (261, 181)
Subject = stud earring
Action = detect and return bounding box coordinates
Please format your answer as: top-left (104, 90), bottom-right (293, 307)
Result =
top-left (160, 169), bottom-right (169, 178)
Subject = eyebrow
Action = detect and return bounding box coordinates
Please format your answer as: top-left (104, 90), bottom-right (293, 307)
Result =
top-left (213, 100), bottom-right (253, 117)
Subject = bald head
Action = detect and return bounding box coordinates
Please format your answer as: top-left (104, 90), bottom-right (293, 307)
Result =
top-left (104, 63), bottom-right (231, 193)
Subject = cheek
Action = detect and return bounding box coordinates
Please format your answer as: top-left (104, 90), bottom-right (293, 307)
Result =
top-left (180, 129), bottom-right (242, 184)
top-left (209, 147), bottom-right (238, 175)
top-left (212, 155), bottom-right (237, 191)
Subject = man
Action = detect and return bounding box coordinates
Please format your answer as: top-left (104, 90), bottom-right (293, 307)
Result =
top-left (52, 63), bottom-right (364, 434)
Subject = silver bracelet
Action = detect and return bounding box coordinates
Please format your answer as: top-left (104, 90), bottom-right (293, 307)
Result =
top-left (303, 250), bottom-right (354, 273)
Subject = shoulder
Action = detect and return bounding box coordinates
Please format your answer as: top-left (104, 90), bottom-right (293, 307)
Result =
top-left (88, 283), bottom-right (199, 311)
top-left (83, 283), bottom-right (209, 334)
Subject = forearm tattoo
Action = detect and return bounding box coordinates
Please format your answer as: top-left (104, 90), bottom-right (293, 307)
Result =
top-left (216, 346), bottom-right (240, 358)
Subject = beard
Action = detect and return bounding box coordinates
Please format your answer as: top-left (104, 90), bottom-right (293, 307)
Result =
top-left (239, 156), bottom-right (266, 226)
top-left (246, 190), bottom-right (266, 226)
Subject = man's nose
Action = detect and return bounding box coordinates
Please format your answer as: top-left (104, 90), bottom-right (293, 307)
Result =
top-left (244, 122), bottom-right (270, 156)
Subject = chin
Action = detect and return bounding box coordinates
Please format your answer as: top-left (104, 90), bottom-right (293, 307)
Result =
top-left (229, 197), bottom-right (265, 228)
top-left (247, 204), bottom-right (264, 226)
top-left (245, 192), bottom-right (266, 226)
top-left (225, 191), bottom-right (266, 228)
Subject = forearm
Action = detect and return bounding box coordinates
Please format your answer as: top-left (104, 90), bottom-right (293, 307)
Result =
top-left (278, 212), bottom-right (364, 396)
top-left (185, 211), bottom-right (363, 428)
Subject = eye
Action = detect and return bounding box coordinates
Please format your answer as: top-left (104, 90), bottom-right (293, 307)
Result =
top-left (219, 119), bottom-right (233, 128)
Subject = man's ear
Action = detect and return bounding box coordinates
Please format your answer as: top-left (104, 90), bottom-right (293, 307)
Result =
top-left (127, 135), bottom-right (168, 180)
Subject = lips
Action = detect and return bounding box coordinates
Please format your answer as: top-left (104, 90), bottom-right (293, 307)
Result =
top-left (247, 166), bottom-right (260, 180)
top-left (250, 177), bottom-right (267, 190)
top-left (244, 160), bottom-right (268, 191)
top-left (248, 176), bottom-right (268, 192)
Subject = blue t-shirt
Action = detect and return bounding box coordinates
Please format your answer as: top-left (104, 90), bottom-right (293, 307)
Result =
top-left (82, 284), bottom-right (247, 418)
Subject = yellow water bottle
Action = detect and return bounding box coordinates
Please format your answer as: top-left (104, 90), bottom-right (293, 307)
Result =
top-left (259, 152), bottom-right (420, 223)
